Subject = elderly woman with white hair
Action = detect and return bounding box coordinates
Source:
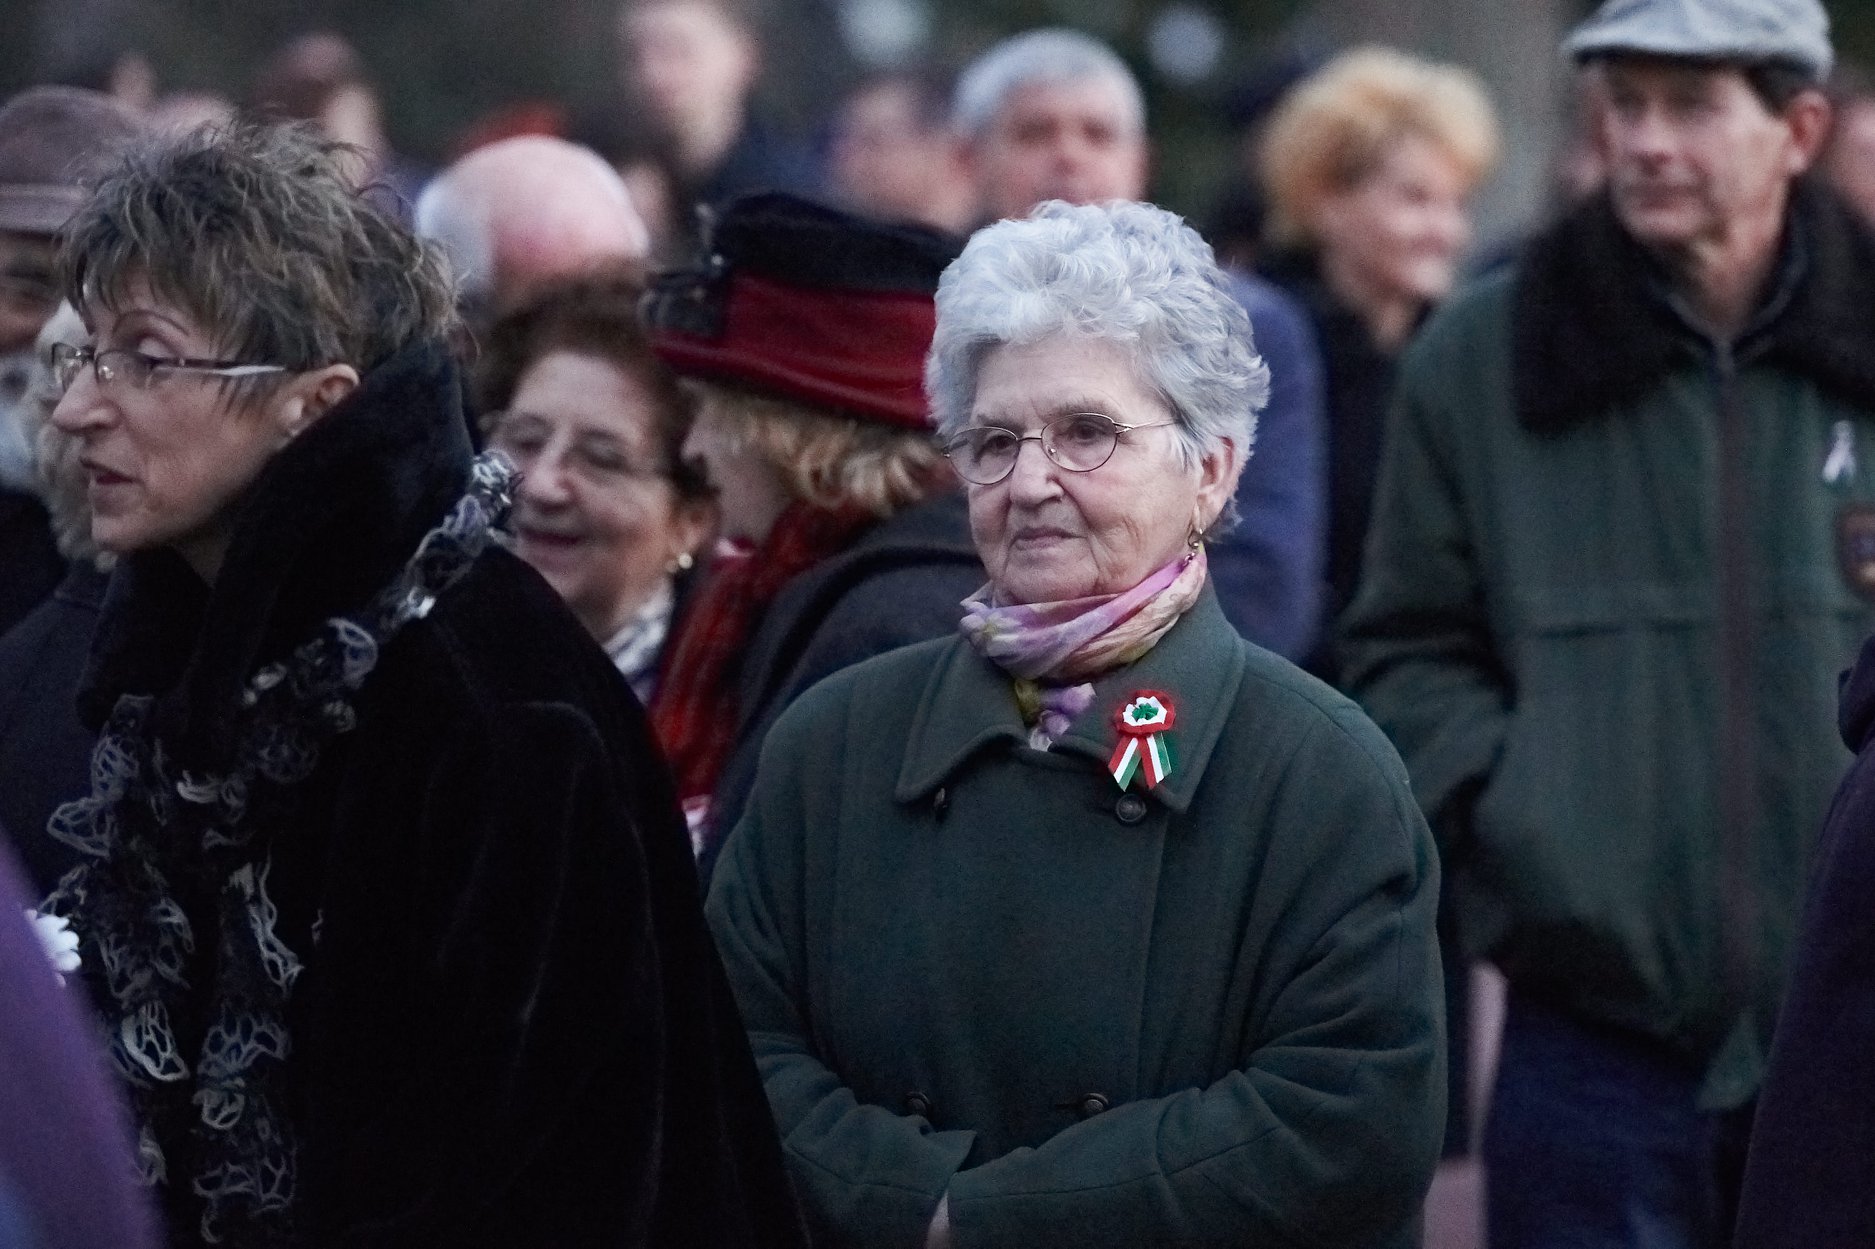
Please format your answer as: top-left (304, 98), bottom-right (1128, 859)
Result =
top-left (706, 199), bottom-right (1445, 1249)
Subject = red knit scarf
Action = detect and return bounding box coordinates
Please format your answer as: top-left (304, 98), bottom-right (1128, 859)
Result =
top-left (652, 500), bottom-right (874, 818)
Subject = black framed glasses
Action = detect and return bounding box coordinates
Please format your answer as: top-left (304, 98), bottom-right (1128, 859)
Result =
top-left (46, 342), bottom-right (287, 395)
top-left (942, 412), bottom-right (1178, 486)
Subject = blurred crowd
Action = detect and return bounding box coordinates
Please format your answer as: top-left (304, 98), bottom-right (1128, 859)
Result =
top-left (3, 0), bottom-right (1875, 1245)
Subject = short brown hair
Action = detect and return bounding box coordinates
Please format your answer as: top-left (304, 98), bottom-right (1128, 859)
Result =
top-left (476, 266), bottom-right (711, 503)
top-left (60, 122), bottom-right (456, 378)
top-left (1260, 48), bottom-right (1500, 248)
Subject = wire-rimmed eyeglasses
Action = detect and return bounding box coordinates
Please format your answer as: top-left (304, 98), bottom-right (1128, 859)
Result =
top-left (942, 412), bottom-right (1178, 486)
top-left (46, 342), bottom-right (287, 395)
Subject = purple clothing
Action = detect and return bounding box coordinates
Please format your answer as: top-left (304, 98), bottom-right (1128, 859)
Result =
top-left (0, 842), bottom-right (156, 1249)
top-left (1733, 627), bottom-right (1875, 1248)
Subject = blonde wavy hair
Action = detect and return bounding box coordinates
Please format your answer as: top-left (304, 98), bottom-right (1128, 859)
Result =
top-left (1260, 47), bottom-right (1500, 248)
top-left (686, 379), bottom-right (947, 519)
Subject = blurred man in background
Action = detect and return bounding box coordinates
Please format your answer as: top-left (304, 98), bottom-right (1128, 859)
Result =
top-left (829, 68), bottom-right (973, 233)
top-left (0, 86), bottom-right (141, 636)
top-left (1344, 0), bottom-right (1863, 1243)
top-left (250, 32), bottom-right (428, 208)
top-left (416, 135), bottom-right (651, 331)
top-left (949, 28), bottom-right (1326, 662)
top-left (952, 29), bottom-right (1146, 226)
top-left (617, 0), bottom-right (816, 250)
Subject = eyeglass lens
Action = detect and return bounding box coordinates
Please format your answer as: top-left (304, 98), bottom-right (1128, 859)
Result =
top-left (949, 413), bottom-right (1122, 484)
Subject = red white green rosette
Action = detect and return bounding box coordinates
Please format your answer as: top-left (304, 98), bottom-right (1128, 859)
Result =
top-left (1110, 691), bottom-right (1176, 790)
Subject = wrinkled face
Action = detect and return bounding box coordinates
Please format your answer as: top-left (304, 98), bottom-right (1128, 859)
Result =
top-left (1314, 133), bottom-right (1474, 310)
top-left (492, 350), bottom-right (712, 638)
top-left (0, 231), bottom-right (58, 356)
top-left (680, 399), bottom-right (793, 544)
top-left (621, 0), bottom-right (757, 136)
top-left (832, 82), bottom-right (949, 222)
top-left (972, 79), bottom-right (1147, 221)
top-left (49, 292), bottom-right (291, 574)
top-left (964, 336), bottom-right (1234, 604)
top-left (1601, 58), bottom-right (1808, 255)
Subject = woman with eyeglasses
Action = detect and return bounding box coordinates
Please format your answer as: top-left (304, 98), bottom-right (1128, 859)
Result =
top-left (38, 124), bottom-right (802, 1248)
top-left (476, 268), bottom-right (715, 701)
top-left (705, 200), bottom-right (1446, 1249)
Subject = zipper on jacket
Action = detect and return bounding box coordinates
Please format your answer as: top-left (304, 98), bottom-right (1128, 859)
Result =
top-left (1711, 342), bottom-right (1761, 1032)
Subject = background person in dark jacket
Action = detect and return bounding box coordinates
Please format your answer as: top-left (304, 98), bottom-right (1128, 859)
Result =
top-left (0, 302), bottom-right (104, 894)
top-left (1255, 46), bottom-right (1500, 677)
top-left (1342, 1), bottom-right (1859, 1245)
top-left (1733, 627), bottom-right (1875, 1247)
top-left (41, 122), bottom-right (802, 1248)
top-left (0, 86), bottom-right (143, 637)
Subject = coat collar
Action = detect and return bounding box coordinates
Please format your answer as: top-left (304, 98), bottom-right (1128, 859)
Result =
top-left (894, 584), bottom-right (1247, 815)
top-left (80, 341), bottom-right (472, 766)
top-left (1512, 180), bottom-right (1875, 435)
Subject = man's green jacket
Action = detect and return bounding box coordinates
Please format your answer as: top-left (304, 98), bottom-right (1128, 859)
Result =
top-left (1344, 187), bottom-right (1875, 1108)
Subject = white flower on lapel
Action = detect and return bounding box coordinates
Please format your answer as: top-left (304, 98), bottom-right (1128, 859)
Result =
top-left (25, 909), bottom-right (80, 983)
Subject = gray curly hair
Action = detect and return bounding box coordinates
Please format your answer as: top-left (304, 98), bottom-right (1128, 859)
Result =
top-left (926, 199), bottom-right (1268, 488)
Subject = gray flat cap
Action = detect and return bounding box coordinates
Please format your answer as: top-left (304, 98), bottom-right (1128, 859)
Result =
top-left (0, 87), bottom-right (145, 237)
top-left (1564, 0), bottom-right (1833, 82)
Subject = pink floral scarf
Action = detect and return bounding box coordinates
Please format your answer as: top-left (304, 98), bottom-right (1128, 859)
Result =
top-left (960, 548), bottom-right (1208, 748)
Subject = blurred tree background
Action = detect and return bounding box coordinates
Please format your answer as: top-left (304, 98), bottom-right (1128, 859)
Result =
top-left (6, 0), bottom-right (1875, 247)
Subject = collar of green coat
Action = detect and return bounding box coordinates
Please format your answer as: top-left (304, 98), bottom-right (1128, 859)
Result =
top-left (894, 584), bottom-right (1247, 815)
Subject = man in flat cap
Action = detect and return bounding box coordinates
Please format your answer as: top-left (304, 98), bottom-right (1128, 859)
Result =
top-left (0, 86), bottom-right (141, 634)
top-left (1342, 0), bottom-right (1866, 1245)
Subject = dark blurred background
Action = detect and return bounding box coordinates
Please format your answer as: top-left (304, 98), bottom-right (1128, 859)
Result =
top-left (9, 0), bottom-right (1875, 246)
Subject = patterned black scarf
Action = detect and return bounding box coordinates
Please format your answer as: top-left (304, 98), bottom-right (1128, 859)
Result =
top-left (41, 452), bottom-right (515, 1246)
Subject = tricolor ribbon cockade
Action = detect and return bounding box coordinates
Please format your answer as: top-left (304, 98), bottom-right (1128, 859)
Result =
top-left (1110, 691), bottom-right (1176, 790)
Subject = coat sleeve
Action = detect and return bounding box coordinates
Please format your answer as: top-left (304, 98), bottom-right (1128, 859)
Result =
top-left (941, 709), bottom-right (1445, 1249)
top-left (706, 688), bottom-right (977, 1249)
top-left (1338, 345), bottom-right (1511, 838)
top-left (1209, 277), bottom-right (1328, 661)
top-left (304, 702), bottom-right (666, 1248)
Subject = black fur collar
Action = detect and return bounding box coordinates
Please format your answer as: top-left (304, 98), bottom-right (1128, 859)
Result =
top-left (81, 341), bottom-right (472, 765)
top-left (1512, 181), bottom-right (1875, 434)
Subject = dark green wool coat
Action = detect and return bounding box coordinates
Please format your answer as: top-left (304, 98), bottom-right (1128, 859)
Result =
top-left (1342, 187), bottom-right (1875, 1109)
top-left (707, 587), bottom-right (1445, 1248)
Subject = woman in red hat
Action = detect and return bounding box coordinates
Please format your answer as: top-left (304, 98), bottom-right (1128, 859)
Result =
top-left (645, 193), bottom-right (982, 873)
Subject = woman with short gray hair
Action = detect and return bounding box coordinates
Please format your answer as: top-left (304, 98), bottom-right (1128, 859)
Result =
top-left (707, 199), bottom-right (1445, 1247)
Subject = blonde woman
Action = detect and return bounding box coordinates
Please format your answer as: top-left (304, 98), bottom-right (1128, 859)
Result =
top-left (1258, 47), bottom-right (1499, 663)
top-left (645, 193), bottom-right (980, 871)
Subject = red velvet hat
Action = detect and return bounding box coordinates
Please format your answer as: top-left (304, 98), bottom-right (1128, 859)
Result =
top-left (645, 193), bottom-right (963, 430)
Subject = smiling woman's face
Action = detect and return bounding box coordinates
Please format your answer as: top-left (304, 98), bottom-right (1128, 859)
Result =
top-left (964, 336), bottom-right (1236, 605)
top-left (492, 349), bottom-right (713, 638)
top-left (49, 291), bottom-right (293, 579)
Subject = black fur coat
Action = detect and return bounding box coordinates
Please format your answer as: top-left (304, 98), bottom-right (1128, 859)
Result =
top-left (77, 344), bottom-right (804, 1248)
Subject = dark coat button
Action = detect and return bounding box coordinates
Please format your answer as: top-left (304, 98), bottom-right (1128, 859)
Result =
top-left (933, 787), bottom-right (949, 819)
top-left (1114, 793), bottom-right (1149, 824)
top-left (905, 1091), bottom-right (933, 1118)
top-left (1054, 1092), bottom-right (1111, 1119)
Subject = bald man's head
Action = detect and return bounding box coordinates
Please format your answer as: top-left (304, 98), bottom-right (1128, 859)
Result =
top-left (416, 137), bottom-right (651, 317)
